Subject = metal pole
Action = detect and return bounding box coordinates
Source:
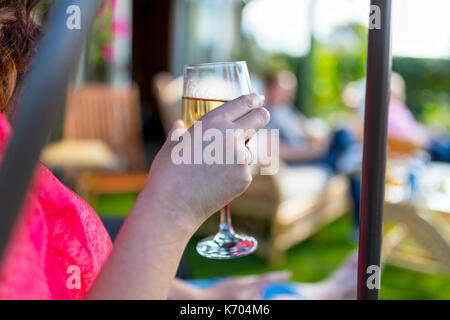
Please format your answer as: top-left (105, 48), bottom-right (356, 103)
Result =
top-left (0, 0), bottom-right (102, 262)
top-left (357, 0), bottom-right (392, 300)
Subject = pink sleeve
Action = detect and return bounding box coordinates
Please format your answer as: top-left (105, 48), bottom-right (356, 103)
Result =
top-left (388, 100), bottom-right (428, 144)
top-left (0, 113), bottom-right (112, 299)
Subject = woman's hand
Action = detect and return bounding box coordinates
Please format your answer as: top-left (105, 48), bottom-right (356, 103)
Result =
top-left (139, 93), bottom-right (269, 233)
top-left (198, 271), bottom-right (292, 300)
top-left (88, 94), bottom-right (269, 299)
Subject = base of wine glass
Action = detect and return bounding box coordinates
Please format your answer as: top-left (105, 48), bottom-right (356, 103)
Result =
top-left (196, 232), bottom-right (257, 259)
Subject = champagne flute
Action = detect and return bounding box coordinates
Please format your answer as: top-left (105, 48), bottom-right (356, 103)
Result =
top-left (182, 61), bottom-right (258, 259)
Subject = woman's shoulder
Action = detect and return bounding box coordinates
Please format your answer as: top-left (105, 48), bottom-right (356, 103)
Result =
top-left (0, 113), bottom-right (112, 299)
top-left (33, 165), bottom-right (113, 298)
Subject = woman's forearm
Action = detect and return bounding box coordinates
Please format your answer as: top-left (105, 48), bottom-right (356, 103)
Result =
top-left (168, 279), bottom-right (204, 300)
top-left (86, 94), bottom-right (269, 300)
top-left (86, 189), bottom-right (196, 300)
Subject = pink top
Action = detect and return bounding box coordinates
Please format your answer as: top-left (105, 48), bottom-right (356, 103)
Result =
top-left (0, 113), bottom-right (112, 299)
top-left (388, 99), bottom-right (428, 145)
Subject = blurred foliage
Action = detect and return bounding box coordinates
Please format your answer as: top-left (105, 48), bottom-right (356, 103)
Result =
top-left (35, 0), bottom-right (114, 82)
top-left (34, 0), bottom-right (54, 24)
top-left (85, 1), bottom-right (115, 82)
top-left (311, 23), bottom-right (367, 117)
top-left (232, 38), bottom-right (309, 112)
top-left (234, 22), bottom-right (450, 132)
top-left (422, 102), bottom-right (450, 133)
top-left (232, 38), bottom-right (302, 81)
top-left (393, 57), bottom-right (450, 132)
top-left (95, 193), bottom-right (137, 217)
top-left (233, 23), bottom-right (368, 117)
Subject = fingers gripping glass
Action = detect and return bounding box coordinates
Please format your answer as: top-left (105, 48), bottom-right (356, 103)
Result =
top-left (182, 61), bottom-right (258, 259)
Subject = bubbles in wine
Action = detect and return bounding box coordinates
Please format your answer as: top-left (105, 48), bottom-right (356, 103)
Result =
top-left (184, 75), bottom-right (249, 101)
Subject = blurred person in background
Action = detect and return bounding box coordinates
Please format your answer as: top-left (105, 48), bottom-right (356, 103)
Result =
top-left (0, 1), bottom-right (360, 300)
top-left (343, 72), bottom-right (450, 163)
top-left (388, 72), bottom-right (428, 146)
top-left (389, 73), bottom-right (450, 163)
top-left (265, 71), bottom-right (362, 230)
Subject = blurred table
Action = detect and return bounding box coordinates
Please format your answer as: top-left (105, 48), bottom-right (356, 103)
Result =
top-left (384, 161), bottom-right (450, 275)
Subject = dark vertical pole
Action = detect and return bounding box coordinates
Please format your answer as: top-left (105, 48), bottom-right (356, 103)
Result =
top-left (132, 0), bottom-right (172, 140)
top-left (0, 0), bottom-right (102, 262)
top-left (357, 0), bottom-right (392, 300)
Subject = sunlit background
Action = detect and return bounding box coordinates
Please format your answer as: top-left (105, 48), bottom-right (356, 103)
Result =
top-left (36, 0), bottom-right (450, 299)
top-left (242, 0), bottom-right (450, 58)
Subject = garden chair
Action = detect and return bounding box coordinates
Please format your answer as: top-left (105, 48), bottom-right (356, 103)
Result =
top-left (383, 201), bottom-right (450, 275)
top-left (60, 84), bottom-right (148, 205)
top-left (387, 137), bottom-right (422, 159)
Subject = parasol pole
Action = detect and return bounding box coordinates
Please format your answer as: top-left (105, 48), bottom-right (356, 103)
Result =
top-left (0, 0), bottom-right (103, 262)
top-left (357, 0), bottom-right (392, 300)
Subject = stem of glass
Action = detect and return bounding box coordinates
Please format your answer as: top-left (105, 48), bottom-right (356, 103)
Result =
top-left (218, 204), bottom-right (235, 240)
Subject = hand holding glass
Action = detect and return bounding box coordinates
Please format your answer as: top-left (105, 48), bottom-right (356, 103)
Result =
top-left (182, 61), bottom-right (258, 259)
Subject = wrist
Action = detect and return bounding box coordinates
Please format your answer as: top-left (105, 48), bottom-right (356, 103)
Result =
top-left (193, 287), bottom-right (215, 300)
top-left (168, 280), bottom-right (207, 300)
top-left (132, 185), bottom-right (200, 240)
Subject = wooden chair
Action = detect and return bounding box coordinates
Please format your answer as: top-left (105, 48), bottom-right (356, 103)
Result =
top-left (387, 137), bottom-right (422, 159)
top-left (62, 84), bottom-right (148, 205)
top-left (64, 84), bottom-right (145, 170)
top-left (383, 201), bottom-right (450, 275)
top-left (153, 72), bottom-right (351, 265)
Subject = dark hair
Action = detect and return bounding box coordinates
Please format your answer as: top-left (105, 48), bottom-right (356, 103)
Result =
top-left (0, 0), bottom-right (41, 114)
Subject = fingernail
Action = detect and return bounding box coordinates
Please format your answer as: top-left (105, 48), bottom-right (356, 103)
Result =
top-left (173, 120), bottom-right (186, 129)
top-left (251, 93), bottom-right (265, 106)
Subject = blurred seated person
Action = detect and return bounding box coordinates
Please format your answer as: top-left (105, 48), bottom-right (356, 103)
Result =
top-left (388, 73), bottom-right (450, 162)
top-left (343, 73), bottom-right (450, 163)
top-left (265, 71), bottom-right (362, 227)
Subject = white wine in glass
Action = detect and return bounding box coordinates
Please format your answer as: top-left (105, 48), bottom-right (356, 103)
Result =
top-left (182, 61), bottom-right (257, 259)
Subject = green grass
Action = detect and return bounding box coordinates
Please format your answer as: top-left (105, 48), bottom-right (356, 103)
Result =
top-left (94, 193), bottom-right (137, 218)
top-left (97, 194), bottom-right (450, 300)
top-left (380, 266), bottom-right (450, 300)
top-left (185, 217), bottom-right (357, 283)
